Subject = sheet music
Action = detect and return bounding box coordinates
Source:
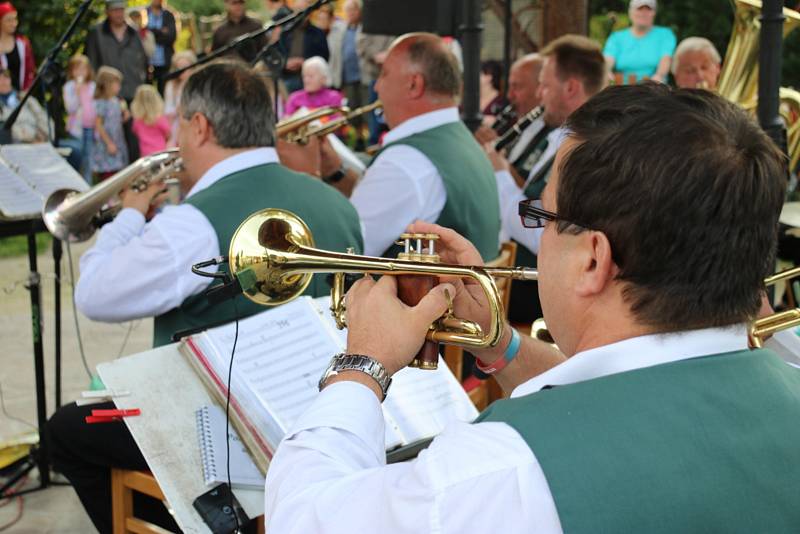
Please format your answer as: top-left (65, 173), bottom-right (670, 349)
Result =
top-left (1, 143), bottom-right (88, 198)
top-left (0, 143), bottom-right (88, 219)
top-left (0, 162), bottom-right (42, 218)
top-left (200, 298), bottom-right (341, 437)
top-left (384, 364), bottom-right (479, 445)
top-left (192, 295), bottom-right (477, 454)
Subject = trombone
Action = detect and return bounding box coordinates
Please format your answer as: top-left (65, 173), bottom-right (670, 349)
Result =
top-left (220, 208), bottom-right (537, 369)
top-left (42, 149), bottom-right (183, 242)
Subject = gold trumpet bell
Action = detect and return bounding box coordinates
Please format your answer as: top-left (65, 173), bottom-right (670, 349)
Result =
top-left (228, 209), bottom-right (315, 306)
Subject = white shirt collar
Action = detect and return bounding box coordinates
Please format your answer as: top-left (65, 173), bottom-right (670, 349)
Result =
top-left (382, 107), bottom-right (460, 145)
top-left (186, 147), bottom-right (279, 198)
top-left (511, 325), bottom-right (750, 398)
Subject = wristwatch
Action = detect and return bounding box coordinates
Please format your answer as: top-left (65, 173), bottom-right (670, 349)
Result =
top-left (318, 353), bottom-right (392, 399)
top-left (322, 165), bottom-right (346, 184)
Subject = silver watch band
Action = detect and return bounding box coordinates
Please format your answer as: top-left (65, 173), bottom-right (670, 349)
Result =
top-left (318, 353), bottom-right (392, 398)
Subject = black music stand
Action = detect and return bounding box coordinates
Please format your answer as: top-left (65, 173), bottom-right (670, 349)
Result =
top-left (0, 217), bottom-right (52, 496)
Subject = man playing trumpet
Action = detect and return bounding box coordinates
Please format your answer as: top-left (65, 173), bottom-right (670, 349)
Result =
top-left (48, 61), bottom-right (363, 534)
top-left (265, 84), bottom-right (800, 532)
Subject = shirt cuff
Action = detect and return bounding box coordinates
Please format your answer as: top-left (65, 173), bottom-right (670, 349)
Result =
top-left (95, 208), bottom-right (146, 247)
top-left (287, 381), bottom-right (386, 463)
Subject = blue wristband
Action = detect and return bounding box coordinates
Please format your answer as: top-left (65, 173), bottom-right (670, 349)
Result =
top-left (476, 326), bottom-right (521, 375)
top-left (504, 327), bottom-right (521, 363)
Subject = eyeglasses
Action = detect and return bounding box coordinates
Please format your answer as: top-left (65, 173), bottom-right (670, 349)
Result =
top-left (518, 199), bottom-right (592, 230)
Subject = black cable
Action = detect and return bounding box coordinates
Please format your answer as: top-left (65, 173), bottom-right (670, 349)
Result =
top-left (226, 298), bottom-right (240, 533)
top-left (65, 242), bottom-right (92, 380)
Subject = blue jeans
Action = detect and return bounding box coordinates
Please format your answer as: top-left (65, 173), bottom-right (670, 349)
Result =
top-left (57, 137), bottom-right (83, 176)
top-left (79, 128), bottom-right (94, 183)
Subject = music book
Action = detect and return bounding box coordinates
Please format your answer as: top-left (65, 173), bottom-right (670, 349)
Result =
top-left (195, 404), bottom-right (265, 489)
top-left (180, 296), bottom-right (479, 474)
top-left (0, 142), bottom-right (88, 220)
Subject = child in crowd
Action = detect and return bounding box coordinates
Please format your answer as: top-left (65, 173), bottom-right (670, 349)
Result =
top-left (163, 50), bottom-right (196, 147)
top-left (63, 54), bottom-right (96, 183)
top-left (283, 56), bottom-right (343, 117)
top-left (131, 84), bottom-right (170, 156)
top-left (93, 66), bottom-right (129, 181)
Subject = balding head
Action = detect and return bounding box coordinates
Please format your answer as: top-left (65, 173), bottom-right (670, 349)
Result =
top-left (376, 32), bottom-right (462, 127)
top-left (508, 53), bottom-right (543, 115)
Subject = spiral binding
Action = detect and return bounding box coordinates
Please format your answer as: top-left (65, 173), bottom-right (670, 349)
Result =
top-left (196, 406), bottom-right (218, 483)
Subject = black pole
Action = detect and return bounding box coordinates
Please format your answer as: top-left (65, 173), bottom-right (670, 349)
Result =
top-left (503, 0), bottom-right (512, 96)
top-left (461, 0), bottom-right (484, 132)
top-left (53, 238), bottom-right (62, 408)
top-left (26, 232), bottom-right (50, 488)
top-left (757, 0), bottom-right (787, 156)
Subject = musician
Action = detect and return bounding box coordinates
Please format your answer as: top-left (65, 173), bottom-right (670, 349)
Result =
top-left (475, 53), bottom-right (547, 188)
top-left (48, 61), bottom-right (363, 534)
top-left (486, 34), bottom-right (605, 324)
top-left (311, 32), bottom-right (500, 260)
top-left (264, 83), bottom-right (800, 533)
top-left (672, 36), bottom-right (721, 90)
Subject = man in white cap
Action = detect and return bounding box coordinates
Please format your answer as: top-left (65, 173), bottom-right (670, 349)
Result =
top-left (672, 36), bottom-right (722, 90)
top-left (603, 0), bottom-right (676, 83)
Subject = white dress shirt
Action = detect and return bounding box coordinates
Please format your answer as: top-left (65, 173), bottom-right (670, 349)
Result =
top-left (264, 325), bottom-right (751, 533)
top-left (497, 127), bottom-right (567, 253)
top-left (349, 108), bottom-right (459, 257)
top-left (75, 148), bottom-right (280, 322)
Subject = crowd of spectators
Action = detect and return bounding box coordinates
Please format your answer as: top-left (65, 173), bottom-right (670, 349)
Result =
top-left (2, 0), bottom-right (732, 183)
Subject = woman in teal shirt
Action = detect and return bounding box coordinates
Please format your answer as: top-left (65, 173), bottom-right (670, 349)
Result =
top-left (603, 0), bottom-right (676, 83)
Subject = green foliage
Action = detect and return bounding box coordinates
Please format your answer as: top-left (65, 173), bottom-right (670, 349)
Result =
top-left (0, 234), bottom-right (51, 258)
top-left (13, 1), bottom-right (105, 66)
top-left (168, 0), bottom-right (262, 17)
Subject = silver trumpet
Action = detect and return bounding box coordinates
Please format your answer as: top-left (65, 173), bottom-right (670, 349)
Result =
top-left (43, 149), bottom-right (184, 242)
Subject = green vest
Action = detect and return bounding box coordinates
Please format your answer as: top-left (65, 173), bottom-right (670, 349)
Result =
top-left (370, 121), bottom-right (500, 261)
top-left (152, 163), bottom-right (363, 347)
top-left (476, 348), bottom-right (800, 533)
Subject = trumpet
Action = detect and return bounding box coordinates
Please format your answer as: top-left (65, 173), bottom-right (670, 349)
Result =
top-left (749, 266), bottom-right (800, 347)
top-left (43, 149), bottom-right (183, 242)
top-left (494, 106), bottom-right (544, 152)
top-left (277, 101), bottom-right (383, 145)
top-left (224, 208), bottom-right (538, 369)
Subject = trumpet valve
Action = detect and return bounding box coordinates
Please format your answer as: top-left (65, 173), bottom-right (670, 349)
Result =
top-left (396, 233), bottom-right (441, 263)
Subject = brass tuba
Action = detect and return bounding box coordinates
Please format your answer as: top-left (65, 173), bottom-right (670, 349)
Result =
top-left (43, 149), bottom-right (183, 242)
top-left (717, 0), bottom-right (800, 105)
top-left (225, 208), bottom-right (538, 369)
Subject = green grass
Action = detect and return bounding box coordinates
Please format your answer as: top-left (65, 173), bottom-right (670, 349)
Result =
top-left (0, 234), bottom-right (52, 258)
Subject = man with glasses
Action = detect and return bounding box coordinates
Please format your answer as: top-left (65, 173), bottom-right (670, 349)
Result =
top-left (485, 34), bottom-right (606, 325)
top-left (264, 83), bottom-right (800, 532)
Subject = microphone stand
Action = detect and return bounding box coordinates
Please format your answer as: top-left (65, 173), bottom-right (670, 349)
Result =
top-left (3, 0), bottom-right (94, 134)
top-left (164, 0), bottom-right (332, 82)
top-left (250, 5), bottom-right (310, 119)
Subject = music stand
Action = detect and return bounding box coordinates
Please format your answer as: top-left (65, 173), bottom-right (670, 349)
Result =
top-left (0, 144), bottom-right (89, 496)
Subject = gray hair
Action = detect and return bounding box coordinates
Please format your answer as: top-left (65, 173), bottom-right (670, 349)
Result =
top-left (180, 61), bottom-right (275, 148)
top-left (671, 37), bottom-right (721, 75)
top-left (400, 33), bottom-right (461, 99)
top-left (302, 56), bottom-right (332, 87)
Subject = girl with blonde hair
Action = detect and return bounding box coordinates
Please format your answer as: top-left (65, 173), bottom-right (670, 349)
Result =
top-left (131, 84), bottom-right (170, 156)
top-left (93, 66), bottom-right (128, 180)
